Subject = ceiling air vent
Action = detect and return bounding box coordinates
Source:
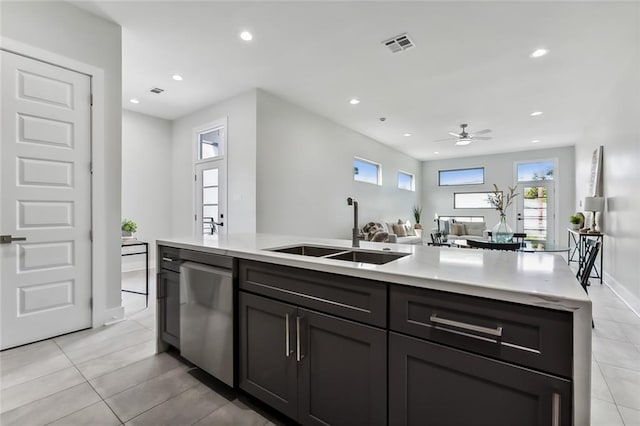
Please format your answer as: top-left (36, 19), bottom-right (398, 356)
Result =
top-left (382, 33), bottom-right (415, 53)
top-left (149, 87), bottom-right (164, 94)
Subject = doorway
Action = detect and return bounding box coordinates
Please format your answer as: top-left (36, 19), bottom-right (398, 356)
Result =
top-left (0, 51), bottom-right (92, 349)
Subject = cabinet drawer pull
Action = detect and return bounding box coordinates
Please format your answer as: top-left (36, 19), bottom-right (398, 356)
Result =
top-left (430, 314), bottom-right (503, 337)
top-left (162, 257), bottom-right (175, 262)
top-left (552, 392), bottom-right (561, 426)
top-left (296, 316), bottom-right (302, 362)
top-left (285, 313), bottom-right (291, 357)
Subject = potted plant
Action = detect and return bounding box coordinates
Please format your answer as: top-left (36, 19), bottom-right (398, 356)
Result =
top-left (569, 215), bottom-right (581, 230)
top-left (412, 205), bottom-right (423, 229)
top-left (121, 218), bottom-right (137, 239)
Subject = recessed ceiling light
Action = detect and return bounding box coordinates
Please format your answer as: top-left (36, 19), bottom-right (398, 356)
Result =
top-left (240, 31), bottom-right (253, 41)
top-left (172, 74), bottom-right (183, 81)
top-left (129, 98), bottom-right (140, 104)
top-left (531, 139), bottom-right (541, 143)
top-left (434, 151), bottom-right (439, 155)
top-left (403, 133), bottom-right (412, 137)
top-left (349, 98), bottom-right (360, 105)
top-left (530, 111), bottom-right (543, 117)
top-left (530, 48), bottom-right (549, 58)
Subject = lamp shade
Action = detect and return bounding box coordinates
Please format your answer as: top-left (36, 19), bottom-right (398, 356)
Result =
top-left (584, 196), bottom-right (604, 212)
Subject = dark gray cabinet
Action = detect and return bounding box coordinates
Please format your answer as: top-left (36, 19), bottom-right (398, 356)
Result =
top-left (389, 332), bottom-right (572, 426)
top-left (239, 291), bottom-right (387, 426)
top-left (157, 269), bottom-right (180, 348)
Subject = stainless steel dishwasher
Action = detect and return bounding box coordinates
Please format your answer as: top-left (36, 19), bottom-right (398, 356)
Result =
top-left (180, 261), bottom-right (234, 387)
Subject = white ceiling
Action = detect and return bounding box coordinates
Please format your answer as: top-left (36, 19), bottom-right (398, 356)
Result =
top-left (73, 1), bottom-right (638, 160)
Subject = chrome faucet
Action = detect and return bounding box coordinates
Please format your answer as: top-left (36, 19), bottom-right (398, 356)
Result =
top-left (347, 197), bottom-right (359, 248)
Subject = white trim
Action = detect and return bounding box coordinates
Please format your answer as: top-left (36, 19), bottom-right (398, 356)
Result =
top-left (604, 272), bottom-right (640, 319)
top-left (1, 36), bottom-right (117, 327)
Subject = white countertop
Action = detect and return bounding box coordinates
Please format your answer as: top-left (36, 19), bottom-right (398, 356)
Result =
top-left (157, 233), bottom-right (590, 312)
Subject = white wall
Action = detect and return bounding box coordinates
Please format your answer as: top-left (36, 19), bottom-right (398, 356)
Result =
top-left (256, 90), bottom-right (421, 239)
top-left (575, 50), bottom-right (640, 306)
top-left (422, 146), bottom-right (575, 243)
top-left (1, 1), bottom-right (123, 324)
top-left (122, 110), bottom-right (172, 270)
top-left (171, 90), bottom-right (257, 237)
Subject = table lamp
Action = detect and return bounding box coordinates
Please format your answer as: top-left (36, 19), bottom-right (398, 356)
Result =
top-left (583, 196), bottom-right (604, 233)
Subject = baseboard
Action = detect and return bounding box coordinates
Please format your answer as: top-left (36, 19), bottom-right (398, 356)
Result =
top-left (603, 272), bottom-right (640, 318)
top-left (101, 305), bottom-right (125, 326)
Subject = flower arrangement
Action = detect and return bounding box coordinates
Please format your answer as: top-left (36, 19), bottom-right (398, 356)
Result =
top-left (487, 184), bottom-right (518, 217)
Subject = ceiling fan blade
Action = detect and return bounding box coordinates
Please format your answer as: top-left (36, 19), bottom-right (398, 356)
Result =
top-left (448, 132), bottom-right (461, 137)
top-left (434, 137), bottom-right (456, 142)
top-left (471, 129), bottom-right (491, 135)
top-left (472, 136), bottom-right (492, 140)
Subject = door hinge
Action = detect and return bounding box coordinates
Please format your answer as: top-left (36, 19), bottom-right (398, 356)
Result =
top-left (194, 214), bottom-right (197, 221)
top-left (89, 297), bottom-right (93, 309)
top-left (194, 174), bottom-right (197, 182)
top-left (90, 94), bottom-right (93, 106)
top-left (89, 230), bottom-right (93, 241)
top-left (89, 162), bottom-right (93, 174)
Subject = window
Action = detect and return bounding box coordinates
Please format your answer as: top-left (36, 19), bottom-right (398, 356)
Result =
top-left (517, 161), bottom-right (554, 182)
top-left (202, 168), bottom-right (219, 235)
top-left (353, 157), bottom-right (381, 185)
top-left (438, 216), bottom-right (485, 223)
top-left (198, 126), bottom-right (224, 160)
top-left (397, 171), bottom-right (414, 191)
top-left (439, 167), bottom-right (484, 186)
top-left (453, 191), bottom-right (498, 209)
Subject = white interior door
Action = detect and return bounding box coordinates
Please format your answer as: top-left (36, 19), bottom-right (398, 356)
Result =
top-left (1, 51), bottom-right (92, 349)
top-left (516, 181), bottom-right (555, 244)
top-left (195, 161), bottom-right (227, 238)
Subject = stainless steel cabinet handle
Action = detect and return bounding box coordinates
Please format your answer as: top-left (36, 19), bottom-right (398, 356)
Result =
top-left (552, 392), bottom-right (561, 426)
top-left (285, 313), bottom-right (291, 357)
top-left (430, 314), bottom-right (503, 337)
top-left (162, 257), bottom-right (174, 262)
top-left (296, 316), bottom-right (302, 362)
top-left (0, 235), bottom-right (27, 244)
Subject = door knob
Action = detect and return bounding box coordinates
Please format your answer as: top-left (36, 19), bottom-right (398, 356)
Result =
top-left (0, 235), bottom-right (27, 244)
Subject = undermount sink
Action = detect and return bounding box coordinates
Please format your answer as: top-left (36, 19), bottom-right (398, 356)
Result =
top-left (325, 250), bottom-right (408, 265)
top-left (267, 244), bottom-right (409, 265)
top-left (269, 245), bottom-right (347, 257)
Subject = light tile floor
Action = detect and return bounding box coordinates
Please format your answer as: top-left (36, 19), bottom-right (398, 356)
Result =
top-left (1, 268), bottom-right (639, 425)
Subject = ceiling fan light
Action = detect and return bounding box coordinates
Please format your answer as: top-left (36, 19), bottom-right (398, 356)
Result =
top-left (456, 138), bottom-right (472, 146)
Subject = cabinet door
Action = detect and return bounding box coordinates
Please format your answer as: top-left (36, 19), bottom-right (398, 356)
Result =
top-left (389, 332), bottom-right (572, 426)
top-left (298, 309), bottom-right (387, 426)
top-left (239, 292), bottom-right (298, 420)
top-left (158, 270), bottom-right (180, 348)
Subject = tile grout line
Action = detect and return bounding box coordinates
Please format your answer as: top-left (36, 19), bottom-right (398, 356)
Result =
top-left (594, 358), bottom-right (627, 424)
top-left (52, 339), bottom-right (125, 425)
top-left (62, 333), bottom-right (156, 366)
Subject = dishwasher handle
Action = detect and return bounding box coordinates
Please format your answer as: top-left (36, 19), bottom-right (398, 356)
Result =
top-left (179, 261), bottom-right (232, 278)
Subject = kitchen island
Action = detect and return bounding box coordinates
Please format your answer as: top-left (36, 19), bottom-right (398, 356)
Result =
top-left (156, 234), bottom-right (591, 426)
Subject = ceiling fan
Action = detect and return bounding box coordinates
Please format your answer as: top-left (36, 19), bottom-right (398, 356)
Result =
top-left (434, 124), bottom-right (492, 146)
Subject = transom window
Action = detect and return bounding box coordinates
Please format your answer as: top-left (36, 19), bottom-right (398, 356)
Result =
top-left (398, 171), bottom-right (415, 191)
top-left (198, 126), bottom-right (225, 160)
top-left (439, 167), bottom-right (484, 186)
top-left (354, 157), bottom-right (381, 185)
top-left (517, 161), bottom-right (554, 182)
top-left (453, 191), bottom-right (498, 209)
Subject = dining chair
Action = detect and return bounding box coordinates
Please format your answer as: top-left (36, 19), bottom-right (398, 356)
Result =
top-left (576, 238), bottom-right (601, 328)
top-left (428, 232), bottom-right (450, 246)
top-left (466, 239), bottom-right (520, 251)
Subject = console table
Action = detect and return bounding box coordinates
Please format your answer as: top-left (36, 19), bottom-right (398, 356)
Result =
top-left (121, 239), bottom-right (149, 307)
top-left (567, 229), bottom-right (603, 284)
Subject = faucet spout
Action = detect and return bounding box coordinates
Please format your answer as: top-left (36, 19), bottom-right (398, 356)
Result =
top-left (347, 197), bottom-right (359, 247)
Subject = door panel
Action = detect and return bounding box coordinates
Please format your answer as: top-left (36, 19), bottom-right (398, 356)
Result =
top-left (389, 332), bottom-right (571, 426)
top-left (298, 309), bottom-right (387, 426)
top-left (516, 181), bottom-right (555, 244)
top-left (239, 292), bottom-right (298, 420)
top-left (1, 51), bottom-right (92, 349)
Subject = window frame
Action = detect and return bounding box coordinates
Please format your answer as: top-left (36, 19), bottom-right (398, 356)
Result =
top-left (514, 159), bottom-right (556, 183)
top-left (438, 167), bottom-right (485, 186)
top-left (194, 118), bottom-right (227, 164)
top-left (453, 191), bottom-right (500, 209)
top-left (353, 156), bottom-right (382, 186)
top-left (397, 170), bottom-right (415, 191)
